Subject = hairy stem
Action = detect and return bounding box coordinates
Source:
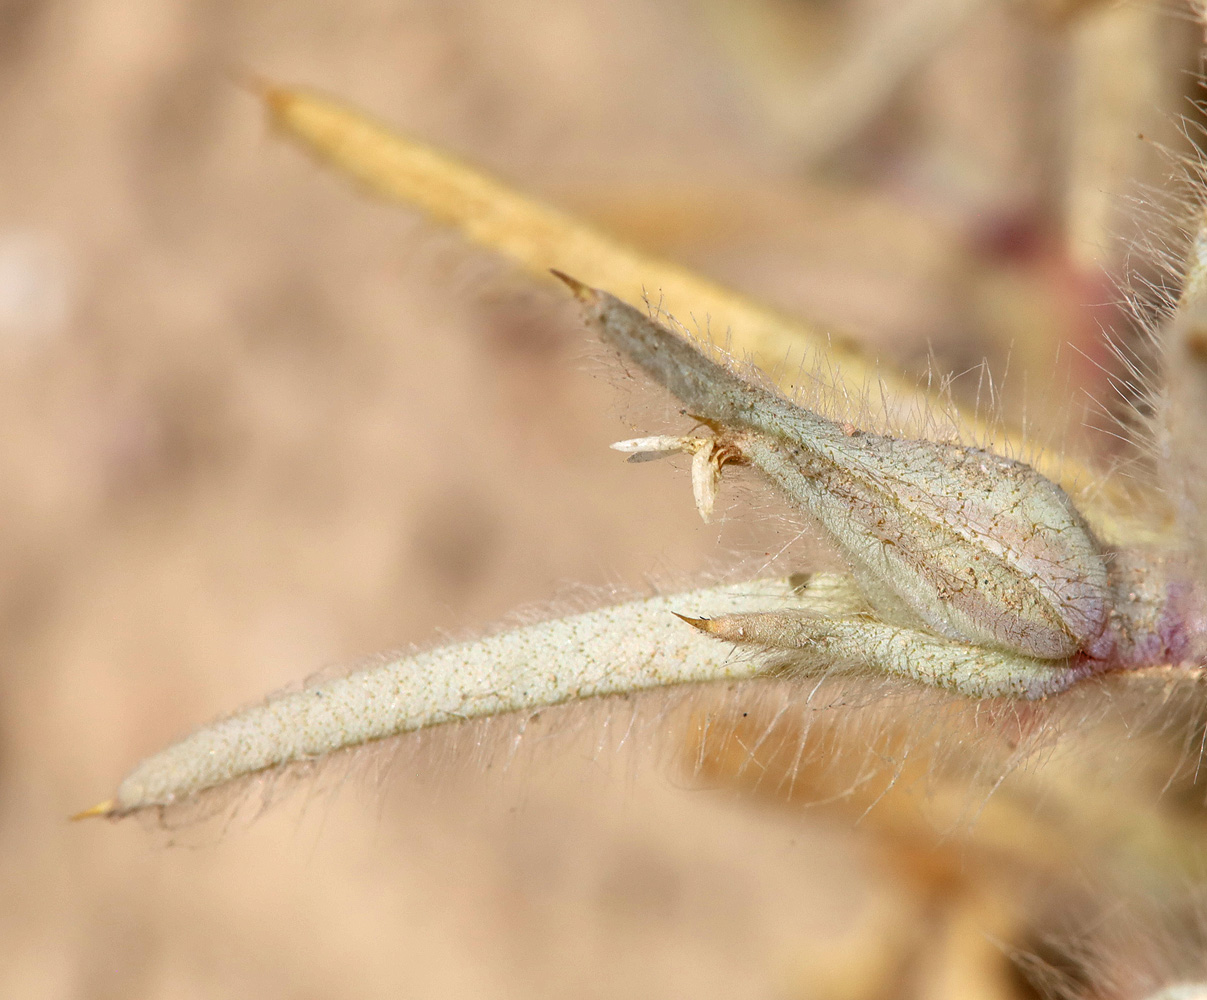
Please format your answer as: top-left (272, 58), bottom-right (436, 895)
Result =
top-left (96, 578), bottom-right (830, 817)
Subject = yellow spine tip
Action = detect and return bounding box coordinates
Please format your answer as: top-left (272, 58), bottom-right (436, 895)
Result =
top-left (224, 67), bottom-right (294, 120)
top-left (549, 269), bottom-right (596, 302)
top-left (672, 612), bottom-right (713, 633)
top-left (70, 800), bottom-right (116, 822)
top-left (260, 83), bottom-right (294, 118)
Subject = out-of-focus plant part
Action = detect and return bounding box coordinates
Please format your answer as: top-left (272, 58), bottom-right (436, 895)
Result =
top-left (260, 79), bottom-right (1165, 547)
top-left (258, 83), bottom-right (857, 384)
top-left (1160, 208), bottom-right (1207, 573)
top-left (83, 229), bottom-right (1207, 814)
top-left (1007, 886), bottom-right (1207, 1000)
top-left (258, 83), bottom-right (987, 441)
top-left (703, 0), bottom-right (995, 165)
top-left (707, 0), bottom-right (1195, 449)
top-left (1022, 0), bottom-right (1116, 26)
top-left (56, 5), bottom-right (1207, 998)
top-left (693, 667), bottom-right (1207, 997)
top-left (1065, 2), bottom-right (1179, 274)
top-left (84, 10), bottom-right (1207, 819)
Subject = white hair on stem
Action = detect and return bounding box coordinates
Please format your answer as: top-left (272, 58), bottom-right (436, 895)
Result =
top-left (76, 45), bottom-right (1207, 834)
top-left (81, 253), bottom-right (1207, 822)
top-left (93, 578), bottom-right (801, 817)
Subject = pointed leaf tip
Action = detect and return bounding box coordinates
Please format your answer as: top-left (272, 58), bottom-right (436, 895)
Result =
top-left (549, 269), bottom-right (595, 302)
top-left (672, 612), bottom-right (713, 632)
top-left (70, 800), bottom-right (115, 822)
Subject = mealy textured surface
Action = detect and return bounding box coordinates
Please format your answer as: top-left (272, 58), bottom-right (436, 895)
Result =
top-left (115, 580), bottom-right (799, 811)
top-left (4, 2), bottom-right (1203, 998)
top-left (579, 286), bottom-right (1110, 660)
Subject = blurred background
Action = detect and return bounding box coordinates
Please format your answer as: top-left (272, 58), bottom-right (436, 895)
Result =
top-left (3, 0), bottom-right (1207, 997)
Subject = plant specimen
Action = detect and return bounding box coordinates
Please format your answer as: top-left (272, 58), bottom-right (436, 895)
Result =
top-left (69, 11), bottom-right (1207, 992)
top-left (74, 65), bottom-right (1207, 822)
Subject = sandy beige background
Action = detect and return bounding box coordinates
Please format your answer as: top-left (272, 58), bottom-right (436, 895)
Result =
top-left (1, 1), bottom-right (1200, 997)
